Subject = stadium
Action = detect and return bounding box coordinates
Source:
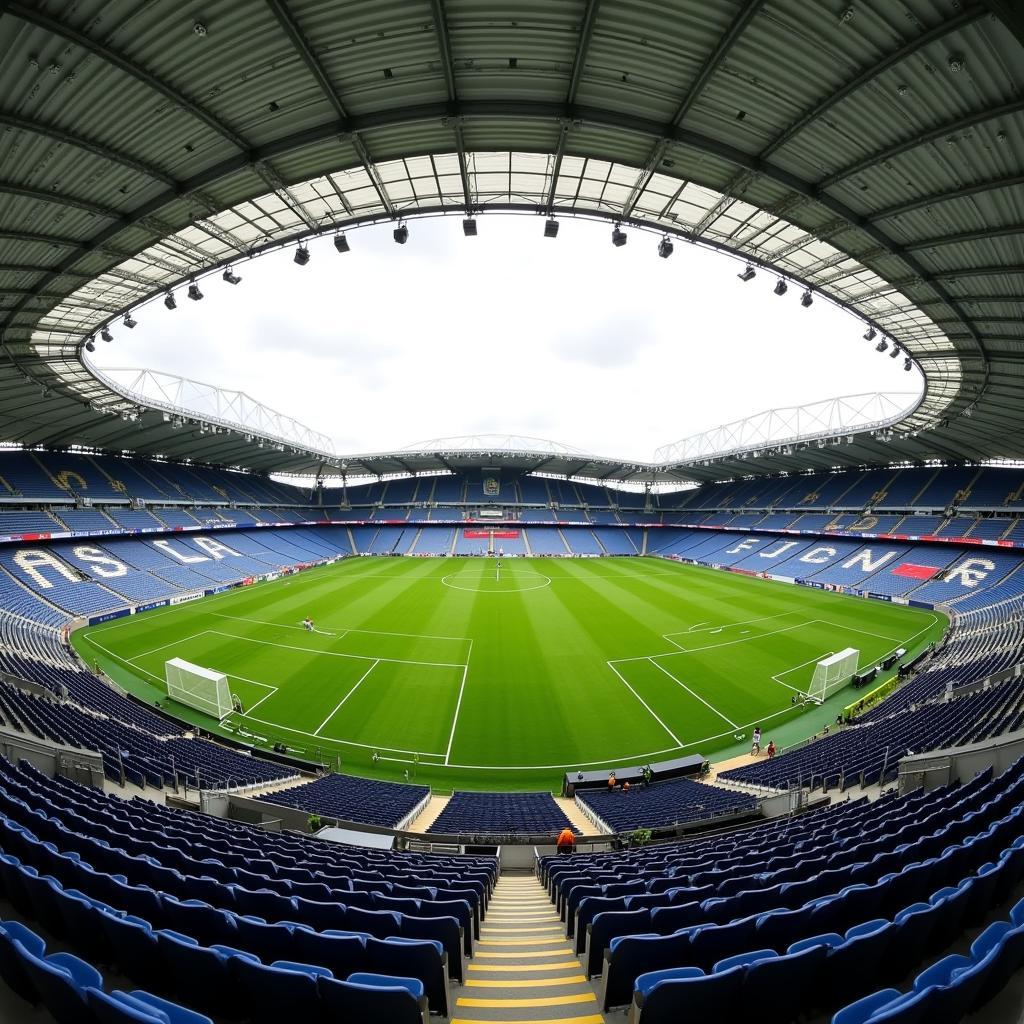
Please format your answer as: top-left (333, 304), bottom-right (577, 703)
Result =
top-left (1, 1), bottom-right (1023, 1023)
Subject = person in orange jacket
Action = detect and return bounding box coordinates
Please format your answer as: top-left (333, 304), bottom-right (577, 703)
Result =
top-left (556, 826), bottom-right (576, 855)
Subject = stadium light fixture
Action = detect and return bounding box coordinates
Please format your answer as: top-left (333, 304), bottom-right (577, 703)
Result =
top-left (737, 265), bottom-right (756, 282)
top-left (294, 246), bottom-right (310, 266)
top-left (611, 225), bottom-right (627, 247)
top-left (462, 218), bottom-right (478, 237)
top-left (222, 268), bottom-right (242, 285)
top-left (657, 236), bottom-right (674, 258)
top-left (100, 327), bottom-right (113, 342)
top-left (163, 291), bottom-right (177, 310)
top-left (187, 281), bottom-right (203, 301)
top-left (333, 233), bottom-right (350, 253)
top-left (544, 218), bottom-right (559, 238)
top-left (84, 337), bottom-right (95, 353)
top-left (123, 313), bottom-right (137, 329)
top-left (875, 338), bottom-right (889, 353)
top-left (863, 326), bottom-right (877, 341)
top-left (890, 344), bottom-right (901, 359)
top-left (773, 279), bottom-right (788, 297)
top-left (800, 289), bottom-right (813, 308)
top-left (393, 223), bottom-right (409, 245)
top-left (904, 356), bottom-right (913, 372)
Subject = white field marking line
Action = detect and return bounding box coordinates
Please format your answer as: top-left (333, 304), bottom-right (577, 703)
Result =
top-left (125, 630), bottom-right (214, 663)
top-left (646, 658), bottom-right (739, 730)
top-left (606, 661), bottom-right (683, 748)
top-left (618, 620), bottom-right (811, 663)
top-left (442, 703), bottom-right (805, 771)
top-left (444, 639), bottom-right (472, 765)
top-left (206, 630), bottom-right (469, 671)
top-left (814, 619), bottom-right (905, 644)
top-left (313, 659), bottom-right (380, 736)
top-left (676, 610), bottom-right (800, 640)
top-left (236, 712), bottom-right (447, 758)
top-left (210, 611), bottom-right (472, 644)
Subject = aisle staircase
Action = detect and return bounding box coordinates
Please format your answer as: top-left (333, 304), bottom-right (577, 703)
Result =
top-left (454, 874), bottom-right (604, 1024)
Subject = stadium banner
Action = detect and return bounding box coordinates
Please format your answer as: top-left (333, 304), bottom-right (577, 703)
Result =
top-left (866, 592), bottom-right (892, 602)
top-left (206, 585), bottom-right (233, 595)
top-left (136, 599), bottom-right (169, 613)
top-left (170, 591), bottom-right (203, 606)
top-left (464, 529), bottom-right (520, 538)
top-left (908, 599), bottom-right (937, 610)
top-left (89, 608), bottom-right (132, 625)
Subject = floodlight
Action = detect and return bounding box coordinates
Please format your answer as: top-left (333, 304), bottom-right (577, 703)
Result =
top-left (890, 344), bottom-right (901, 358)
top-left (393, 224), bottom-right (409, 245)
top-left (658, 236), bottom-right (674, 258)
top-left (84, 338), bottom-right (95, 353)
top-left (333, 233), bottom-right (350, 253)
top-left (294, 246), bottom-right (310, 266)
top-left (863, 326), bottom-right (877, 341)
top-left (737, 265), bottom-right (756, 282)
top-left (800, 289), bottom-right (813, 308)
top-left (611, 225), bottom-right (627, 247)
top-left (187, 281), bottom-right (203, 301)
top-left (123, 314), bottom-right (137, 329)
top-left (904, 357), bottom-right (913, 371)
top-left (544, 218), bottom-right (559, 238)
top-left (164, 292), bottom-right (177, 310)
top-left (462, 218), bottom-right (478, 237)
top-left (773, 279), bottom-right (788, 296)
top-left (100, 327), bottom-right (113, 342)
top-left (222, 268), bottom-right (242, 284)
top-left (875, 338), bottom-right (889, 352)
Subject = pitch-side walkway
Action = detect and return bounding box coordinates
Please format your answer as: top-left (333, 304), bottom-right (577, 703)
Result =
top-left (452, 875), bottom-right (605, 1024)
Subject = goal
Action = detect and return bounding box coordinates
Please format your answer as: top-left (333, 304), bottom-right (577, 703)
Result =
top-left (806, 647), bottom-right (859, 705)
top-left (165, 657), bottom-right (233, 720)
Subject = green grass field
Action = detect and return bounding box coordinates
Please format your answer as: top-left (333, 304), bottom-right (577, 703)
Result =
top-left (72, 556), bottom-right (947, 790)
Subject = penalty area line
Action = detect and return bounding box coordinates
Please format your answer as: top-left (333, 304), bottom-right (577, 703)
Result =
top-left (443, 640), bottom-right (472, 765)
top-left (647, 658), bottom-right (739, 730)
top-left (313, 659), bottom-right (380, 736)
top-left (606, 662), bottom-right (683, 748)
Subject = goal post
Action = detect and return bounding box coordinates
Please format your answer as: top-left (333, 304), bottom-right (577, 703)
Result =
top-left (165, 657), bottom-right (233, 720)
top-left (806, 647), bottom-right (859, 705)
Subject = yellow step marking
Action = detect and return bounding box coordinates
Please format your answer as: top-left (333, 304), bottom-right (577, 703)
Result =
top-left (478, 936), bottom-right (568, 945)
top-left (451, 1017), bottom-right (604, 1024)
top-left (457, 992), bottom-right (597, 1008)
top-left (481, 926), bottom-right (564, 934)
top-left (474, 948), bottom-right (575, 959)
top-left (467, 961), bottom-right (583, 972)
top-left (465, 975), bottom-right (588, 988)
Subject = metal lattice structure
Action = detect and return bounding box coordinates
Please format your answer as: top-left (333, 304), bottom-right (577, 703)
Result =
top-left (0, 1), bottom-right (1022, 481)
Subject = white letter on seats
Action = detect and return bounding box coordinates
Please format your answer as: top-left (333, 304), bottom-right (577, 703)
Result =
top-left (726, 538), bottom-right (759, 554)
top-left (841, 548), bottom-right (899, 573)
top-left (800, 546), bottom-right (836, 564)
top-left (153, 539), bottom-right (208, 563)
top-left (13, 549), bottom-right (79, 589)
top-left (73, 546), bottom-right (128, 578)
top-left (193, 537), bottom-right (239, 560)
top-left (945, 558), bottom-right (995, 589)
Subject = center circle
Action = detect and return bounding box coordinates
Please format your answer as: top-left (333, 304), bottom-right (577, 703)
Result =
top-left (441, 567), bottom-right (552, 593)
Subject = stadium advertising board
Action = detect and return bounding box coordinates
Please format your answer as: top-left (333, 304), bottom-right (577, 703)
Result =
top-left (88, 608), bottom-right (132, 625)
top-left (136, 600), bottom-right (169, 612)
top-left (170, 592), bottom-right (203, 605)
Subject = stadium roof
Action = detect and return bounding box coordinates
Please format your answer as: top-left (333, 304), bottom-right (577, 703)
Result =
top-left (0, 0), bottom-right (1022, 483)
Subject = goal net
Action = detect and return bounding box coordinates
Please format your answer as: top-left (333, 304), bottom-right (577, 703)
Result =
top-left (165, 657), bottom-right (233, 720)
top-left (806, 647), bottom-right (859, 705)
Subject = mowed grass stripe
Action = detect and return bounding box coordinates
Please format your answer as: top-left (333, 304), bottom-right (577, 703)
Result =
top-left (74, 555), bottom-right (946, 788)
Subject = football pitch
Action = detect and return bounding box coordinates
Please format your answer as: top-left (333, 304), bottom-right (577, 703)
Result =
top-left (73, 556), bottom-right (947, 790)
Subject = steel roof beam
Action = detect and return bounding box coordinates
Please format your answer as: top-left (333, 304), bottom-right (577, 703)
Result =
top-left (903, 223), bottom-right (1024, 251)
top-left (566, 0), bottom-right (603, 104)
top-left (871, 174), bottom-right (1024, 222)
top-left (819, 98), bottom-right (1024, 190)
top-left (0, 111), bottom-right (178, 187)
top-left (0, 181), bottom-right (121, 220)
top-left (760, 6), bottom-right (986, 159)
top-left (263, 0), bottom-right (348, 120)
top-left (5, 2), bottom-right (250, 152)
top-left (426, 0), bottom-right (472, 210)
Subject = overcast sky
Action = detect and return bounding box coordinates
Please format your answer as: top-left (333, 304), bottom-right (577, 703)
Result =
top-left (92, 216), bottom-right (921, 462)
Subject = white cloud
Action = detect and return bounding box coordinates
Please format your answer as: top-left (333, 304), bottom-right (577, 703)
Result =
top-left (92, 216), bottom-right (922, 461)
